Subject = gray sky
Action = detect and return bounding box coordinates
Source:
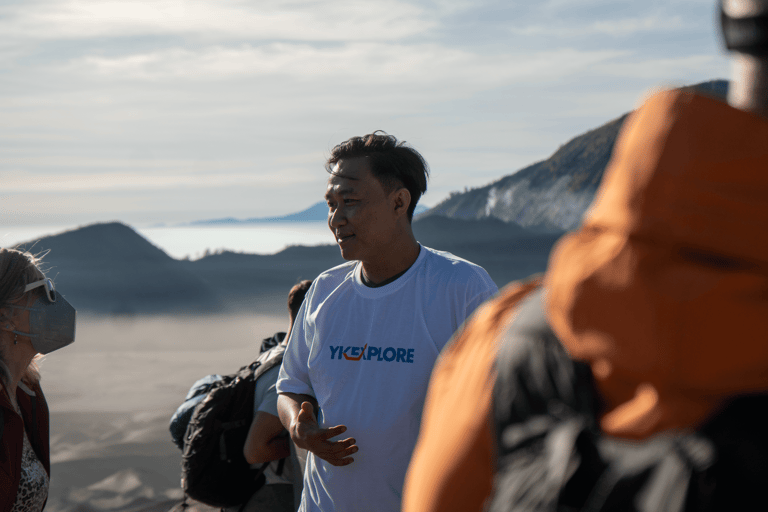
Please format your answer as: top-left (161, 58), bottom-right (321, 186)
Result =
top-left (2, 0), bottom-right (730, 227)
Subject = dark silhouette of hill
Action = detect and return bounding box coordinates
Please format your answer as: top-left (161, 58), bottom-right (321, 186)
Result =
top-left (11, 222), bottom-right (345, 314)
top-left (9, 218), bottom-right (563, 314)
top-left (187, 216), bottom-right (564, 309)
top-left (13, 223), bottom-right (222, 315)
top-left (413, 216), bottom-right (563, 285)
top-left (181, 244), bottom-right (345, 312)
top-left (420, 79), bottom-right (729, 231)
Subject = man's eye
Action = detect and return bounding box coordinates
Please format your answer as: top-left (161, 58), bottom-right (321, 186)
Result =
top-left (344, 199), bottom-right (357, 205)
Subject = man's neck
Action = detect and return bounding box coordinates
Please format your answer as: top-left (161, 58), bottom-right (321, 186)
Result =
top-left (360, 237), bottom-right (421, 286)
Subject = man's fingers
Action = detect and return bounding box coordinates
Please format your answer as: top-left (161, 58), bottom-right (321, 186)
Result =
top-left (326, 456), bottom-right (355, 467)
top-left (325, 437), bottom-right (357, 453)
top-left (319, 424), bottom-right (347, 440)
top-left (318, 443), bottom-right (358, 466)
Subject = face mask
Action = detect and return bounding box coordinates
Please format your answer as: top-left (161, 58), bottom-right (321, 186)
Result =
top-left (7, 291), bottom-right (76, 354)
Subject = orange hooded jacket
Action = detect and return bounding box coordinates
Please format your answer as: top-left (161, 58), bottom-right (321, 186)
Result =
top-left (402, 89), bottom-right (768, 512)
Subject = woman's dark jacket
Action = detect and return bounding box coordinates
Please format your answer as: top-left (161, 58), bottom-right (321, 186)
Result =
top-left (0, 380), bottom-right (50, 512)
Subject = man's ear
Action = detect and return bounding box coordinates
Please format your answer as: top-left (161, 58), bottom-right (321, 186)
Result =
top-left (392, 188), bottom-right (411, 219)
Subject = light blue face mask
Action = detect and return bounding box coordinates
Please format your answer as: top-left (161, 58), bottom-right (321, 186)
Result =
top-left (5, 280), bottom-right (76, 354)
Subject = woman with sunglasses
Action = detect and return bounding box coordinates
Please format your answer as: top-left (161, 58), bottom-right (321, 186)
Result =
top-left (0, 248), bottom-right (77, 512)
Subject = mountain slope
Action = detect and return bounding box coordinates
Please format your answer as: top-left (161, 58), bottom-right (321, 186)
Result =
top-left (9, 216), bottom-right (562, 314)
top-left (413, 216), bottom-right (563, 285)
top-left (421, 79), bottom-right (729, 231)
top-left (13, 223), bottom-right (221, 314)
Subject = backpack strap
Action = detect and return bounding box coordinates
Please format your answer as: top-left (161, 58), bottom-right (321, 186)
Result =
top-left (251, 343), bottom-right (287, 381)
top-left (275, 456), bottom-right (285, 476)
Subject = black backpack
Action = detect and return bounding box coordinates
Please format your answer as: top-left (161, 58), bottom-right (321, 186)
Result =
top-left (489, 288), bottom-right (768, 512)
top-left (180, 339), bottom-right (287, 508)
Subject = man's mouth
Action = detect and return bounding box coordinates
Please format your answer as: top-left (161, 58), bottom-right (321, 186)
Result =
top-left (336, 234), bottom-right (354, 244)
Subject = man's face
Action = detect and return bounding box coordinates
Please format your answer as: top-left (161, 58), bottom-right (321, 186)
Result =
top-left (325, 157), bottom-right (400, 264)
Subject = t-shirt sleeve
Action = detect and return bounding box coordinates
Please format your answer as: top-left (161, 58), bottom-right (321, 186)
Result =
top-left (254, 365), bottom-right (281, 416)
top-left (276, 297), bottom-right (316, 397)
top-left (465, 269), bottom-right (498, 320)
top-left (454, 266), bottom-right (498, 333)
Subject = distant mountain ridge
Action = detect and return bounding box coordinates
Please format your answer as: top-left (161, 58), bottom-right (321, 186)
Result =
top-left (190, 202), bottom-right (430, 225)
top-left (420, 79), bottom-right (729, 231)
top-left (13, 217), bottom-right (560, 314)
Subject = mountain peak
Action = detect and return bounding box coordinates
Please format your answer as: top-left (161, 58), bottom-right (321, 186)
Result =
top-left (14, 221), bottom-right (172, 263)
top-left (420, 79), bottom-right (728, 231)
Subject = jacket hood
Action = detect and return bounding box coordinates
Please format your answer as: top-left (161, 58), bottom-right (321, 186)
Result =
top-left (545, 89), bottom-right (768, 438)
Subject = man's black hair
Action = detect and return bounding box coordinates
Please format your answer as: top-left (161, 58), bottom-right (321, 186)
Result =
top-left (325, 131), bottom-right (429, 222)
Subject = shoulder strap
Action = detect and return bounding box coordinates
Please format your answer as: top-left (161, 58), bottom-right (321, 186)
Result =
top-left (252, 343), bottom-right (286, 382)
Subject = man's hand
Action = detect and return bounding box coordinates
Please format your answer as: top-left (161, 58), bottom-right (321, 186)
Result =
top-left (293, 402), bottom-right (358, 466)
top-left (279, 393), bottom-right (358, 466)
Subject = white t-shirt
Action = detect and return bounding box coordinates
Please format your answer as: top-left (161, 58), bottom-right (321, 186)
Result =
top-left (276, 246), bottom-right (498, 512)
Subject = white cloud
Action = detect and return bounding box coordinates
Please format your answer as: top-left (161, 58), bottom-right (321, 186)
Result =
top-left (0, 0), bottom-right (734, 228)
top-left (0, 0), bottom-right (433, 41)
top-left (511, 15), bottom-right (686, 37)
top-left (67, 43), bottom-right (626, 88)
top-left (593, 54), bottom-right (727, 80)
top-left (588, 15), bottom-right (686, 36)
top-left (0, 166), bottom-right (314, 193)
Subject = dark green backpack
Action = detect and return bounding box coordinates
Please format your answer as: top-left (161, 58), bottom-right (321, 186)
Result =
top-left (180, 343), bottom-right (286, 508)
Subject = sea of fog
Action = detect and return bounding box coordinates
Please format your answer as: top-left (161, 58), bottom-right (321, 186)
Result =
top-left (1, 222), bottom-right (335, 259)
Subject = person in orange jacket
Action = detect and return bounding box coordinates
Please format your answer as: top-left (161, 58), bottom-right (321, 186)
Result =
top-left (402, 1), bottom-right (768, 510)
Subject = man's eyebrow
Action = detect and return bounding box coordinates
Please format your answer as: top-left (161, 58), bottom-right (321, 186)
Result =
top-left (325, 186), bottom-right (356, 198)
top-left (329, 169), bottom-right (360, 181)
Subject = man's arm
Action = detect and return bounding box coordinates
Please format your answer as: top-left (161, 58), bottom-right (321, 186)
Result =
top-left (277, 392), bottom-right (358, 467)
top-left (243, 411), bottom-right (290, 464)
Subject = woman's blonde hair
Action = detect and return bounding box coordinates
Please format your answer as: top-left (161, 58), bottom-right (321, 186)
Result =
top-left (0, 248), bottom-right (47, 386)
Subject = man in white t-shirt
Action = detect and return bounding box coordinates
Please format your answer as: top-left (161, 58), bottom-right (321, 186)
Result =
top-left (276, 131), bottom-right (498, 512)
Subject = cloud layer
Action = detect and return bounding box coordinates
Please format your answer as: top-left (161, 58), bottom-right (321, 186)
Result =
top-left (1, 0), bottom-right (730, 226)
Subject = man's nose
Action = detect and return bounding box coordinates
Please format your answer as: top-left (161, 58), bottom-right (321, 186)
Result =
top-left (329, 206), bottom-right (346, 227)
